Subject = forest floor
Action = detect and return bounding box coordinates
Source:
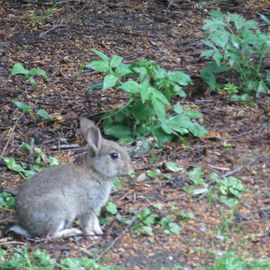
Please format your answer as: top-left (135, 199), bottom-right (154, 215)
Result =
top-left (0, 0), bottom-right (270, 269)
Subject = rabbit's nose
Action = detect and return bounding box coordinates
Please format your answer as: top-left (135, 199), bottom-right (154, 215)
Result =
top-left (122, 162), bottom-right (132, 175)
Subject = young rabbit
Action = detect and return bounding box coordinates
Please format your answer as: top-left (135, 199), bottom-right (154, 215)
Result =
top-left (9, 118), bottom-right (132, 238)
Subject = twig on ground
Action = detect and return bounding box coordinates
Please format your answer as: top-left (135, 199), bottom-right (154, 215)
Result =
top-left (39, 6), bottom-right (86, 38)
top-left (50, 144), bottom-right (80, 150)
top-left (0, 116), bottom-right (22, 160)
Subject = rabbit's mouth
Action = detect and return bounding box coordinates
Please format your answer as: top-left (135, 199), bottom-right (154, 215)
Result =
top-left (120, 163), bottom-right (133, 176)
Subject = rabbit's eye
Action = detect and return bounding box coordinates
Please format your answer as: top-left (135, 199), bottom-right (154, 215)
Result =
top-left (110, 152), bottom-right (119, 159)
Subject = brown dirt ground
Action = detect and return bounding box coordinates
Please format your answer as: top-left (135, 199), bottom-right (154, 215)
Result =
top-left (0, 0), bottom-right (270, 269)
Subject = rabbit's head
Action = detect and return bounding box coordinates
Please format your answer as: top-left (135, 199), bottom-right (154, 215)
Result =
top-left (80, 118), bottom-right (132, 178)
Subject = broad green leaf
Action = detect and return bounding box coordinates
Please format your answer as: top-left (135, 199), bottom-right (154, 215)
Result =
top-left (28, 77), bottom-right (37, 88)
top-left (188, 167), bottom-right (204, 184)
top-left (29, 68), bottom-right (48, 79)
top-left (168, 222), bottom-right (181, 234)
top-left (115, 63), bottom-right (132, 77)
top-left (210, 30), bottom-right (229, 49)
top-left (11, 63), bottom-right (28, 76)
top-left (37, 109), bottom-right (51, 120)
top-left (257, 80), bottom-right (270, 95)
top-left (165, 161), bottom-right (182, 173)
top-left (152, 128), bottom-right (174, 144)
top-left (151, 97), bottom-right (166, 120)
top-left (191, 186), bottom-right (209, 196)
top-left (201, 49), bottom-right (215, 58)
top-left (3, 157), bottom-right (25, 173)
top-left (47, 156), bottom-right (59, 166)
top-left (150, 87), bottom-right (170, 106)
top-left (186, 121), bottom-right (208, 138)
top-left (142, 226), bottom-right (153, 236)
top-left (22, 142), bottom-right (31, 152)
top-left (110, 55), bottom-right (123, 68)
top-left (131, 103), bottom-right (154, 122)
top-left (184, 109), bottom-right (202, 119)
top-left (106, 201), bottom-right (118, 215)
top-left (200, 69), bottom-right (217, 91)
top-left (120, 80), bottom-right (140, 94)
top-left (85, 60), bottom-right (110, 72)
top-left (213, 50), bottom-right (223, 66)
top-left (168, 71), bottom-right (191, 85)
top-left (139, 80), bottom-right (151, 103)
top-left (173, 103), bottom-right (184, 114)
top-left (103, 73), bottom-right (118, 90)
top-left (92, 49), bottom-right (110, 62)
top-left (11, 100), bottom-right (32, 113)
top-left (104, 125), bottom-right (132, 139)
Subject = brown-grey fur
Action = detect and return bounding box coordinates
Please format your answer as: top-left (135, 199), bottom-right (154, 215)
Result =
top-left (9, 118), bottom-right (131, 238)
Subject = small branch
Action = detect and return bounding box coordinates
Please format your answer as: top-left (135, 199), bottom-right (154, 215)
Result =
top-left (39, 6), bottom-right (86, 38)
top-left (222, 166), bottom-right (243, 178)
top-left (0, 116), bottom-right (22, 160)
top-left (50, 144), bottom-right (80, 150)
top-left (39, 19), bottom-right (67, 38)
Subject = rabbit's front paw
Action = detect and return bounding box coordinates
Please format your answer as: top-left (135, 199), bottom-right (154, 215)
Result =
top-left (84, 222), bottom-right (103, 236)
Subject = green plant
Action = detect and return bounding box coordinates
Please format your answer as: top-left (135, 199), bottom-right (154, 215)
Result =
top-left (223, 83), bottom-right (239, 96)
top-left (200, 9), bottom-right (270, 100)
top-left (132, 207), bottom-right (157, 236)
top-left (3, 143), bottom-right (59, 179)
top-left (0, 248), bottom-right (126, 270)
top-left (86, 50), bottom-right (207, 144)
top-left (158, 215), bottom-right (181, 235)
top-left (179, 210), bottom-right (197, 222)
top-left (185, 167), bottom-right (209, 196)
top-left (0, 191), bottom-right (15, 209)
top-left (132, 207), bottom-right (181, 237)
top-left (209, 173), bottom-right (247, 207)
top-left (185, 167), bottom-right (247, 206)
top-left (0, 248), bottom-right (56, 270)
top-left (11, 100), bottom-right (52, 122)
top-left (11, 63), bottom-right (48, 88)
top-left (200, 251), bottom-right (270, 270)
top-left (21, 7), bottom-right (58, 26)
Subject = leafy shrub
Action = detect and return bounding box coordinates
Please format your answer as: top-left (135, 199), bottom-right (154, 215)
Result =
top-left (185, 167), bottom-right (247, 207)
top-left (86, 50), bottom-right (207, 144)
top-left (0, 191), bottom-right (15, 209)
top-left (11, 63), bottom-right (48, 88)
top-left (3, 142), bottom-right (59, 179)
top-left (132, 207), bottom-right (181, 237)
top-left (200, 10), bottom-right (270, 100)
top-left (0, 248), bottom-right (125, 270)
top-left (11, 100), bottom-right (52, 122)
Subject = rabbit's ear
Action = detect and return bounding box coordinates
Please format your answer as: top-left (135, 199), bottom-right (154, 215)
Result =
top-left (86, 126), bottom-right (102, 154)
top-left (80, 118), bottom-right (96, 138)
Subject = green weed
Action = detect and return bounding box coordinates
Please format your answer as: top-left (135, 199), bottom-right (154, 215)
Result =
top-left (185, 167), bottom-right (247, 207)
top-left (200, 251), bottom-right (270, 270)
top-left (0, 248), bottom-right (126, 270)
top-left (86, 50), bottom-right (207, 145)
top-left (200, 10), bottom-right (270, 100)
top-left (11, 63), bottom-right (48, 88)
top-left (3, 143), bottom-right (59, 179)
top-left (21, 7), bottom-right (58, 27)
top-left (0, 191), bottom-right (15, 209)
top-left (11, 100), bottom-right (52, 122)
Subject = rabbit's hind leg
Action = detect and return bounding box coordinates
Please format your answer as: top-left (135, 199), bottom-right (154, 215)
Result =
top-left (48, 220), bottom-right (82, 238)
